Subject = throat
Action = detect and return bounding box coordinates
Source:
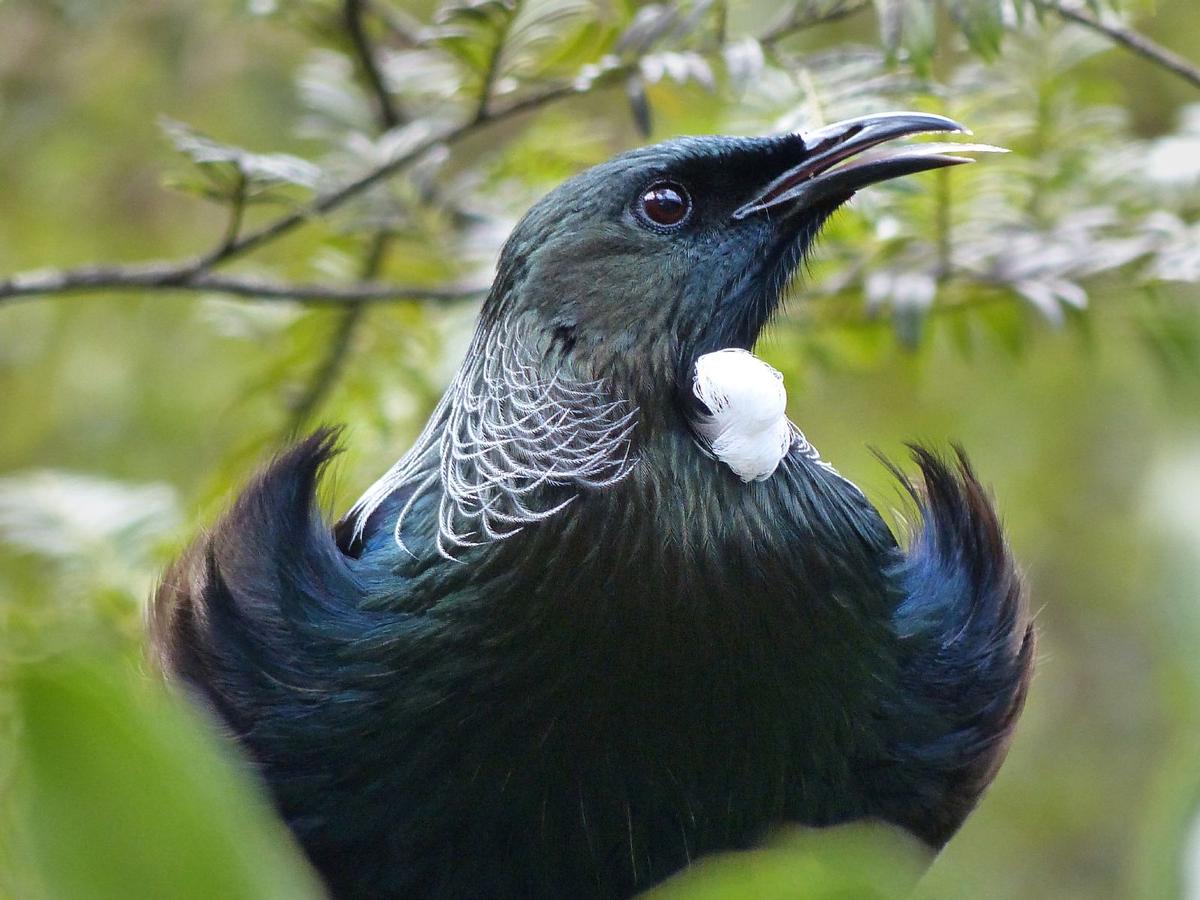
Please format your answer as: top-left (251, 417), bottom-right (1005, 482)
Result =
top-left (690, 348), bottom-right (793, 482)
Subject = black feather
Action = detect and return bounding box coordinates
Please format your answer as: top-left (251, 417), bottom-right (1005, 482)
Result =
top-left (151, 131), bottom-right (1034, 899)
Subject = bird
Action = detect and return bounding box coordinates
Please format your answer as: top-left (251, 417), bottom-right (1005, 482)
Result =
top-left (151, 111), bottom-right (1034, 900)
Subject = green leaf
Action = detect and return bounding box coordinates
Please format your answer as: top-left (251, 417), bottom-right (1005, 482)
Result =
top-left (641, 822), bottom-right (932, 900)
top-left (159, 118), bottom-right (322, 190)
top-left (873, 0), bottom-right (937, 72)
top-left (432, 0), bottom-right (519, 74)
top-left (431, 0), bottom-right (605, 106)
top-left (10, 659), bottom-right (324, 900)
top-left (949, 0), bottom-right (1006, 59)
top-left (532, 17), bottom-right (617, 75)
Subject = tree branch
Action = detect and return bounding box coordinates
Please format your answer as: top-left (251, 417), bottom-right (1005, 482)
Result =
top-left (0, 74), bottom-right (602, 309)
top-left (0, 265), bottom-right (482, 306)
top-left (282, 0), bottom-right (412, 434)
top-left (284, 258), bottom-right (378, 435)
top-left (286, 216), bottom-right (394, 433)
top-left (473, 4), bottom-right (518, 122)
top-left (194, 73), bottom-right (597, 272)
top-left (198, 171), bottom-right (248, 267)
top-left (344, 0), bottom-right (404, 129)
top-left (0, 0), bottom-right (865, 313)
top-left (760, 0), bottom-right (872, 50)
top-left (1037, 0), bottom-right (1200, 91)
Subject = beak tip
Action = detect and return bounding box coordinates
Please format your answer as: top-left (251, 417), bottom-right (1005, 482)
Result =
top-left (935, 115), bottom-right (971, 136)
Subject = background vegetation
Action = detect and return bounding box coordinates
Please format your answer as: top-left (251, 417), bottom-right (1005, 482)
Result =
top-left (2, 0), bottom-right (1200, 897)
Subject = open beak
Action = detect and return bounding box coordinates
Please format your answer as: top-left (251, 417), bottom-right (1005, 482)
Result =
top-left (733, 111), bottom-right (1005, 220)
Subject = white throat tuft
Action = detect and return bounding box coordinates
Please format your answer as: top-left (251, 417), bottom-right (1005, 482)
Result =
top-left (691, 348), bottom-right (793, 482)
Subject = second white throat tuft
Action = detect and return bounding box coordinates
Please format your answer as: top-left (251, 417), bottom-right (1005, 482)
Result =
top-left (691, 348), bottom-right (793, 482)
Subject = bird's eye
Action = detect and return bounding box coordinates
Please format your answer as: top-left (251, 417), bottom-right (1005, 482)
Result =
top-left (636, 181), bottom-right (692, 230)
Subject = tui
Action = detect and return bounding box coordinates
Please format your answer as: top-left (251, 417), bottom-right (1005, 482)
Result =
top-left (152, 112), bottom-right (1034, 900)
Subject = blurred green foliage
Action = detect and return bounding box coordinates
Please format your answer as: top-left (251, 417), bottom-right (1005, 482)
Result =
top-left (9, 661), bottom-right (323, 899)
top-left (644, 822), bottom-right (931, 899)
top-left (2, 1), bottom-right (1200, 898)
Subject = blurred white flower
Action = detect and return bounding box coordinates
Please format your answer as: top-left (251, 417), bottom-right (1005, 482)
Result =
top-left (1143, 104), bottom-right (1200, 187)
top-left (0, 471), bottom-right (181, 600)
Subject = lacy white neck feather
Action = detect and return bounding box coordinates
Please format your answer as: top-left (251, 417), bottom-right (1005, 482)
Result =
top-left (348, 322), bottom-right (639, 559)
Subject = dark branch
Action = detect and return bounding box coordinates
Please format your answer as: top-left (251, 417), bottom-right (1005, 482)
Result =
top-left (0, 264), bottom-right (483, 306)
top-left (473, 5), bottom-right (518, 122)
top-left (285, 292), bottom-right (371, 434)
top-left (1038, 0), bottom-right (1200, 91)
top-left (284, 3), bottom-right (425, 431)
top-left (760, 0), bottom-right (871, 49)
top-left (0, 0), bottom-right (868, 318)
top-left (198, 75), bottom-right (596, 270)
top-left (198, 171), bottom-right (249, 267)
top-left (344, 0), bottom-right (404, 129)
top-left (284, 235), bottom-right (391, 434)
top-left (0, 67), bottom-right (620, 309)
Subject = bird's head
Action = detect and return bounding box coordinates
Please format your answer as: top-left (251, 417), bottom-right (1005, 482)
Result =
top-left (485, 111), bottom-right (991, 405)
top-left (346, 113), bottom-right (1002, 555)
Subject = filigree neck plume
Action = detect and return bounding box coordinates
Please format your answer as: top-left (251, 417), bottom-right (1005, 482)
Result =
top-left (349, 320), bottom-right (639, 559)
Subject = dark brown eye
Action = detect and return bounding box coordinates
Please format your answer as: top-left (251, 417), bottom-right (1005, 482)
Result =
top-left (637, 181), bottom-right (691, 229)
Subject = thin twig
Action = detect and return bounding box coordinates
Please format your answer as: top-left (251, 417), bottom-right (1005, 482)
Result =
top-left (284, 237), bottom-right (391, 434)
top-left (473, 2), bottom-right (519, 122)
top-left (712, 0), bottom-right (727, 48)
top-left (0, 0), bottom-right (867, 312)
top-left (197, 74), bottom-right (592, 270)
top-left (0, 266), bottom-right (482, 306)
top-left (285, 237), bottom-right (392, 433)
top-left (0, 76), bottom-right (597, 308)
top-left (344, 0), bottom-right (404, 128)
top-left (285, 0), bottom-right (410, 433)
top-left (198, 171), bottom-right (248, 267)
top-left (288, 303), bottom-right (369, 434)
top-left (761, 0), bottom-right (872, 50)
top-left (285, 0), bottom-right (460, 432)
top-left (1037, 0), bottom-right (1200, 91)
